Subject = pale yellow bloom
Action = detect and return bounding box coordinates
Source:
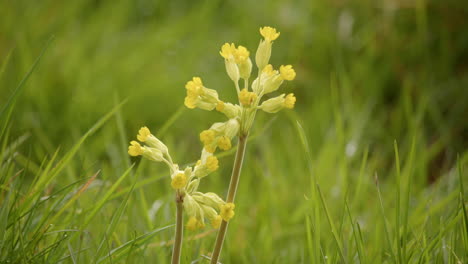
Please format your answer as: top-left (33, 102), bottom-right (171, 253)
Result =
top-left (171, 172), bottom-right (187, 189)
top-left (280, 65), bottom-right (296, 80)
top-left (260, 26), bottom-right (280, 41)
top-left (186, 216), bottom-right (204, 231)
top-left (256, 27), bottom-right (280, 70)
top-left (216, 101), bottom-right (225, 112)
top-left (206, 156), bottom-right (219, 171)
top-left (216, 101), bottom-right (241, 119)
top-left (259, 93), bottom-right (297, 113)
top-left (284, 93), bottom-right (296, 109)
top-left (128, 141), bottom-right (164, 162)
top-left (184, 77), bottom-right (219, 110)
top-left (234, 45), bottom-right (250, 64)
top-left (239, 88), bottom-right (257, 106)
top-left (220, 203), bottom-right (235, 221)
top-left (199, 119), bottom-right (240, 153)
top-left (219, 43), bottom-right (236, 59)
top-left (220, 43), bottom-right (240, 82)
top-left (200, 130), bottom-right (216, 145)
top-left (192, 192), bottom-right (225, 210)
top-left (217, 136), bottom-right (231, 151)
top-left (137, 127), bottom-right (151, 142)
top-left (185, 77), bottom-right (204, 97)
top-left (136, 126), bottom-right (169, 154)
top-left (193, 150), bottom-right (220, 177)
top-left (211, 215), bottom-right (223, 229)
top-left (128, 141), bottom-right (143, 156)
top-left (262, 64), bottom-right (275, 75)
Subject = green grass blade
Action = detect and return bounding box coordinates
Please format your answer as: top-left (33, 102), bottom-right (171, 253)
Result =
top-left (97, 225), bottom-right (173, 263)
top-left (0, 36), bottom-right (54, 119)
top-left (394, 140), bottom-right (402, 263)
top-left (81, 164), bottom-right (134, 229)
top-left (316, 184), bottom-right (345, 263)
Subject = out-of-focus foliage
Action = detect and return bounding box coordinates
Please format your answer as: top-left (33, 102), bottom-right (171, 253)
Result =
top-left (0, 0), bottom-right (467, 263)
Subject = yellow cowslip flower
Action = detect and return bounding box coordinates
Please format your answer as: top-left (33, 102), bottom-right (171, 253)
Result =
top-left (128, 141), bottom-right (164, 161)
top-left (260, 26), bottom-right (280, 42)
top-left (184, 77), bottom-right (219, 110)
top-left (200, 119), bottom-right (240, 153)
top-left (262, 64), bottom-right (275, 75)
top-left (206, 156), bottom-right (219, 171)
top-left (256, 27), bottom-right (280, 70)
top-left (137, 126), bottom-right (151, 141)
top-left (200, 130), bottom-right (216, 145)
top-left (211, 215), bottom-right (222, 229)
top-left (216, 101), bottom-right (225, 112)
top-left (217, 136), bottom-right (231, 151)
top-left (220, 43), bottom-right (240, 82)
top-left (200, 129), bottom-right (217, 153)
top-left (280, 65), bottom-right (296, 80)
top-left (239, 88), bottom-right (257, 106)
top-left (219, 43), bottom-right (236, 59)
top-left (234, 45), bottom-right (250, 64)
top-left (216, 101), bottom-right (241, 119)
top-left (128, 141), bottom-right (143, 156)
top-left (186, 216), bottom-right (205, 231)
top-left (136, 126), bottom-right (169, 155)
top-left (171, 172), bottom-right (187, 189)
top-left (220, 203), bottom-right (235, 221)
top-left (185, 77), bottom-right (204, 97)
top-left (200, 204), bottom-right (223, 229)
top-left (194, 150), bottom-right (219, 177)
top-left (259, 93), bottom-right (296, 113)
top-left (252, 64), bottom-right (282, 94)
top-left (284, 93), bottom-right (296, 109)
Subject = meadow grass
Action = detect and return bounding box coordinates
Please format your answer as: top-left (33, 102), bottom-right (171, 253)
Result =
top-left (1, 0), bottom-right (467, 263)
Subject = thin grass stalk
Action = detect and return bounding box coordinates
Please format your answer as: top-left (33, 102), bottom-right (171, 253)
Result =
top-left (210, 134), bottom-right (248, 263)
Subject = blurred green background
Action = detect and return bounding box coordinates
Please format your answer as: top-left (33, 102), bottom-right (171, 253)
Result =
top-left (1, 0), bottom-right (467, 263)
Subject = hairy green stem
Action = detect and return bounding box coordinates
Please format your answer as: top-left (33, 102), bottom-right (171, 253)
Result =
top-left (210, 134), bottom-right (248, 263)
top-left (171, 194), bottom-right (184, 264)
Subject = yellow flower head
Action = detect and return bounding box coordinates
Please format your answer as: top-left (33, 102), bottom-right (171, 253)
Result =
top-left (185, 77), bottom-right (204, 97)
top-left (206, 156), bottom-right (219, 172)
top-left (220, 203), bottom-right (235, 221)
top-left (128, 141), bottom-right (143, 156)
top-left (186, 216), bottom-right (205, 231)
top-left (280, 65), bottom-right (296, 81)
top-left (234, 45), bottom-right (250, 64)
top-left (200, 130), bottom-right (216, 145)
top-left (137, 126), bottom-right (151, 142)
top-left (211, 215), bottom-right (223, 229)
top-left (239, 88), bottom-right (257, 106)
top-left (262, 64), bottom-right (276, 76)
top-left (284, 93), bottom-right (296, 109)
top-left (217, 136), bottom-right (231, 151)
top-left (260, 26), bottom-right (280, 42)
top-left (184, 96), bottom-right (197, 109)
top-left (216, 101), bottom-right (225, 112)
top-left (171, 172), bottom-right (187, 189)
top-left (220, 43), bottom-right (236, 60)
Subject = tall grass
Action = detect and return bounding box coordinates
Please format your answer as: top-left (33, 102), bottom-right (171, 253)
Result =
top-left (1, 0), bottom-right (467, 263)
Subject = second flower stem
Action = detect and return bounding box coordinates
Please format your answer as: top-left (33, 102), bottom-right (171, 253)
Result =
top-left (171, 193), bottom-right (184, 264)
top-left (210, 134), bottom-right (248, 264)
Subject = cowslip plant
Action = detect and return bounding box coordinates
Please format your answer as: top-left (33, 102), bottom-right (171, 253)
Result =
top-left (184, 26), bottom-right (296, 263)
top-left (127, 127), bottom-right (234, 264)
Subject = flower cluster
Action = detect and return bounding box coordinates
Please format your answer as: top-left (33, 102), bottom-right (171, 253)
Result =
top-left (184, 26), bottom-right (297, 142)
top-left (128, 127), bottom-right (234, 230)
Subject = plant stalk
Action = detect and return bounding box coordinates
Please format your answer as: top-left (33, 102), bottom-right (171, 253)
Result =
top-left (171, 193), bottom-right (184, 264)
top-left (210, 134), bottom-right (248, 264)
